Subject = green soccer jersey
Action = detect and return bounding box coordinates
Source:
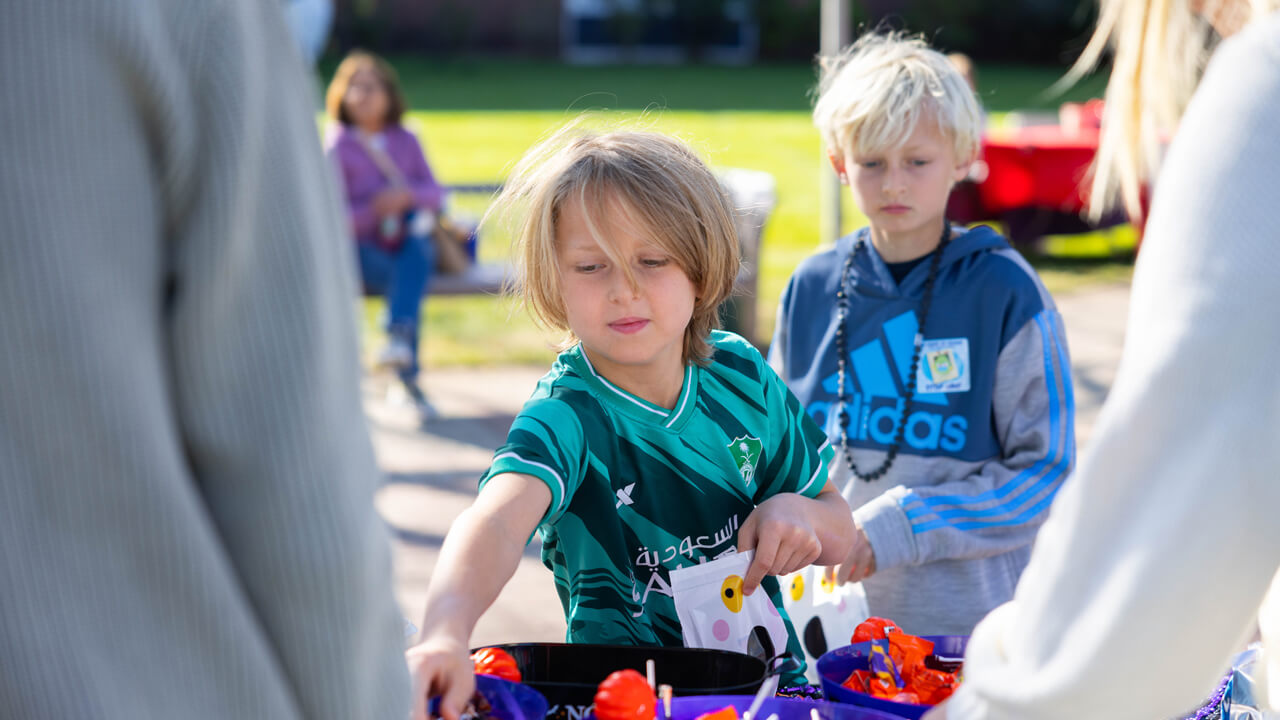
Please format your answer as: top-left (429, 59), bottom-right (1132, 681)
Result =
top-left (481, 331), bottom-right (833, 683)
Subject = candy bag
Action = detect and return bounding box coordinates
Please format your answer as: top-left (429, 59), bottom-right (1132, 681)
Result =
top-left (779, 565), bottom-right (870, 682)
top-left (670, 550), bottom-right (790, 688)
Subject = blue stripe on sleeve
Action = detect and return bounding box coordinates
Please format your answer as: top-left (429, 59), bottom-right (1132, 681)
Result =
top-left (907, 311), bottom-right (1074, 533)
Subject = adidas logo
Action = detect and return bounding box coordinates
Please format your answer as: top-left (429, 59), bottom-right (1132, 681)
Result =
top-left (811, 311), bottom-right (969, 452)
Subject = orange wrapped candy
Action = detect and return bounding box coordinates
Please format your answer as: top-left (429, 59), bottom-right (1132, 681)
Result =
top-left (594, 669), bottom-right (656, 720)
top-left (471, 648), bottom-right (522, 683)
top-left (865, 674), bottom-right (900, 700)
top-left (887, 632), bottom-right (934, 679)
top-left (912, 668), bottom-right (959, 706)
top-left (843, 617), bottom-right (961, 707)
top-left (693, 707), bottom-right (739, 720)
top-left (841, 669), bottom-right (872, 693)
top-left (850, 617), bottom-right (899, 643)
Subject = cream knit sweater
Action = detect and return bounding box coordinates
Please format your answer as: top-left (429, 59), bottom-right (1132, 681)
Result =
top-left (948, 12), bottom-right (1280, 720)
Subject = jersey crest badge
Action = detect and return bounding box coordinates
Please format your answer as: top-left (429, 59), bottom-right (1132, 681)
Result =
top-left (727, 436), bottom-right (763, 486)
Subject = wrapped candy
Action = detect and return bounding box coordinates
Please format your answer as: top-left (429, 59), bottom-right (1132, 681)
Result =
top-left (911, 668), bottom-right (958, 706)
top-left (850, 617), bottom-right (899, 643)
top-left (887, 632), bottom-right (934, 679)
top-left (841, 669), bottom-right (872, 693)
top-left (693, 707), bottom-right (739, 720)
top-left (844, 617), bottom-right (962, 707)
top-left (471, 648), bottom-right (522, 683)
top-left (594, 669), bottom-right (656, 720)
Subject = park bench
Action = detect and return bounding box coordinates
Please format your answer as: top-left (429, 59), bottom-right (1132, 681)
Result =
top-left (426, 169), bottom-right (777, 342)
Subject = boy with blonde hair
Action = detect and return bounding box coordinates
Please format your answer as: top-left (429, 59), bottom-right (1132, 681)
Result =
top-left (407, 125), bottom-right (854, 718)
top-left (771, 33), bottom-right (1075, 637)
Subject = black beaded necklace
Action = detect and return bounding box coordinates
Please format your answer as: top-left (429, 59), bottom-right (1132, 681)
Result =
top-left (834, 221), bottom-right (951, 481)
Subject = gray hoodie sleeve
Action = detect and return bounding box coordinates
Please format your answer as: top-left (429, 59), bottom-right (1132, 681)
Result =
top-left (853, 309), bottom-right (1075, 571)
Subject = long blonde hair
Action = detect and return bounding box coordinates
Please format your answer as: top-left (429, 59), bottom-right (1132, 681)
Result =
top-left (1071, 0), bottom-right (1280, 218)
top-left (488, 123), bottom-right (740, 367)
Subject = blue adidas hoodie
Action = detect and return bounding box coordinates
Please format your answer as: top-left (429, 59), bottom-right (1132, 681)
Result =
top-left (770, 225), bottom-right (1075, 637)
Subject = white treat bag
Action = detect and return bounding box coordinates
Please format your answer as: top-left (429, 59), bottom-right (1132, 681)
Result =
top-left (670, 550), bottom-right (791, 686)
top-left (779, 565), bottom-right (871, 682)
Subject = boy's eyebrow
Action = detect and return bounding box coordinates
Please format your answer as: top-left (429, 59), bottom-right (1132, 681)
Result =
top-left (856, 143), bottom-right (941, 157)
top-left (559, 240), bottom-right (605, 255)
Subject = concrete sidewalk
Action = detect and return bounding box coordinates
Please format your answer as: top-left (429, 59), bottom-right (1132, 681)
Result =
top-left (372, 282), bottom-right (1131, 646)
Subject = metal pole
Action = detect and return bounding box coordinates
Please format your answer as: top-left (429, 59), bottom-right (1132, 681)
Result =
top-left (819, 0), bottom-right (851, 245)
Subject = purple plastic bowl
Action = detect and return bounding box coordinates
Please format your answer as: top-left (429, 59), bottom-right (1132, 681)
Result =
top-left (428, 674), bottom-right (549, 720)
top-left (816, 637), bottom-right (968, 720)
top-left (669, 694), bottom-right (904, 720)
top-left (588, 695), bottom-right (903, 720)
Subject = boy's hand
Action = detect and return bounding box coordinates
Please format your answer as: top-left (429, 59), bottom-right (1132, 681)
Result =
top-left (406, 634), bottom-right (474, 720)
top-left (737, 494), bottom-right (824, 595)
top-left (826, 522), bottom-right (876, 585)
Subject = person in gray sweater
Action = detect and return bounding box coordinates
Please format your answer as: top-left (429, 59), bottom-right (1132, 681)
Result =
top-left (0, 2), bottom-right (409, 718)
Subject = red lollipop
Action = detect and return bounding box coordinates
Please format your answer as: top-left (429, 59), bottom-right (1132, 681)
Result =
top-left (594, 669), bottom-right (656, 720)
top-left (471, 648), bottom-right (522, 683)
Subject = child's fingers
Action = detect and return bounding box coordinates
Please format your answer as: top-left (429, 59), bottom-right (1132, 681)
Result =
top-left (410, 682), bottom-right (428, 720)
top-left (406, 650), bottom-right (432, 720)
top-left (767, 524), bottom-right (820, 575)
top-left (834, 559), bottom-right (857, 585)
top-left (736, 512), bottom-right (759, 555)
top-left (438, 672), bottom-right (476, 720)
top-left (742, 540), bottom-right (775, 596)
top-left (774, 542), bottom-right (820, 578)
top-left (838, 558), bottom-right (873, 585)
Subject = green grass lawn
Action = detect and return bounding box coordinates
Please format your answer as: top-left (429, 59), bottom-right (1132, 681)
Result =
top-left (336, 59), bottom-right (1132, 368)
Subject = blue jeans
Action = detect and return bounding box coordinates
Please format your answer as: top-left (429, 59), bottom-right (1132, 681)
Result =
top-left (358, 218), bottom-right (435, 381)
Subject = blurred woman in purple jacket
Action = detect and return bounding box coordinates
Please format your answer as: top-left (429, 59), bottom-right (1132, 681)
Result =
top-left (325, 51), bottom-right (443, 423)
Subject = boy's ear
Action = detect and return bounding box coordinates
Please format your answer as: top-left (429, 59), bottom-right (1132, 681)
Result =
top-left (824, 151), bottom-right (844, 178)
top-left (953, 150), bottom-right (979, 183)
top-left (952, 160), bottom-right (972, 184)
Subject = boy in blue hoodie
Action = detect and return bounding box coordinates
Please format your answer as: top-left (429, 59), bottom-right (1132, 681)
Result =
top-left (771, 33), bottom-right (1075, 637)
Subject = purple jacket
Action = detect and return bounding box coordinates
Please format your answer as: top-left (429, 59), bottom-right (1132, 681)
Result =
top-left (324, 124), bottom-right (445, 246)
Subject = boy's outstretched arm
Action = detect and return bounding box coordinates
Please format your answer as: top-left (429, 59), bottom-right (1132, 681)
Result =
top-left (738, 479), bottom-right (854, 595)
top-left (407, 473), bottom-right (551, 720)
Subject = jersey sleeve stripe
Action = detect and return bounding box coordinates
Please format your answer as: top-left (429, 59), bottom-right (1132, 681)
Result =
top-left (795, 437), bottom-right (832, 496)
top-left (491, 451), bottom-right (568, 517)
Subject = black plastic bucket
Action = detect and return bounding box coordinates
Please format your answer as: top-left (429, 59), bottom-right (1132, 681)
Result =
top-left (477, 643), bottom-right (769, 720)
